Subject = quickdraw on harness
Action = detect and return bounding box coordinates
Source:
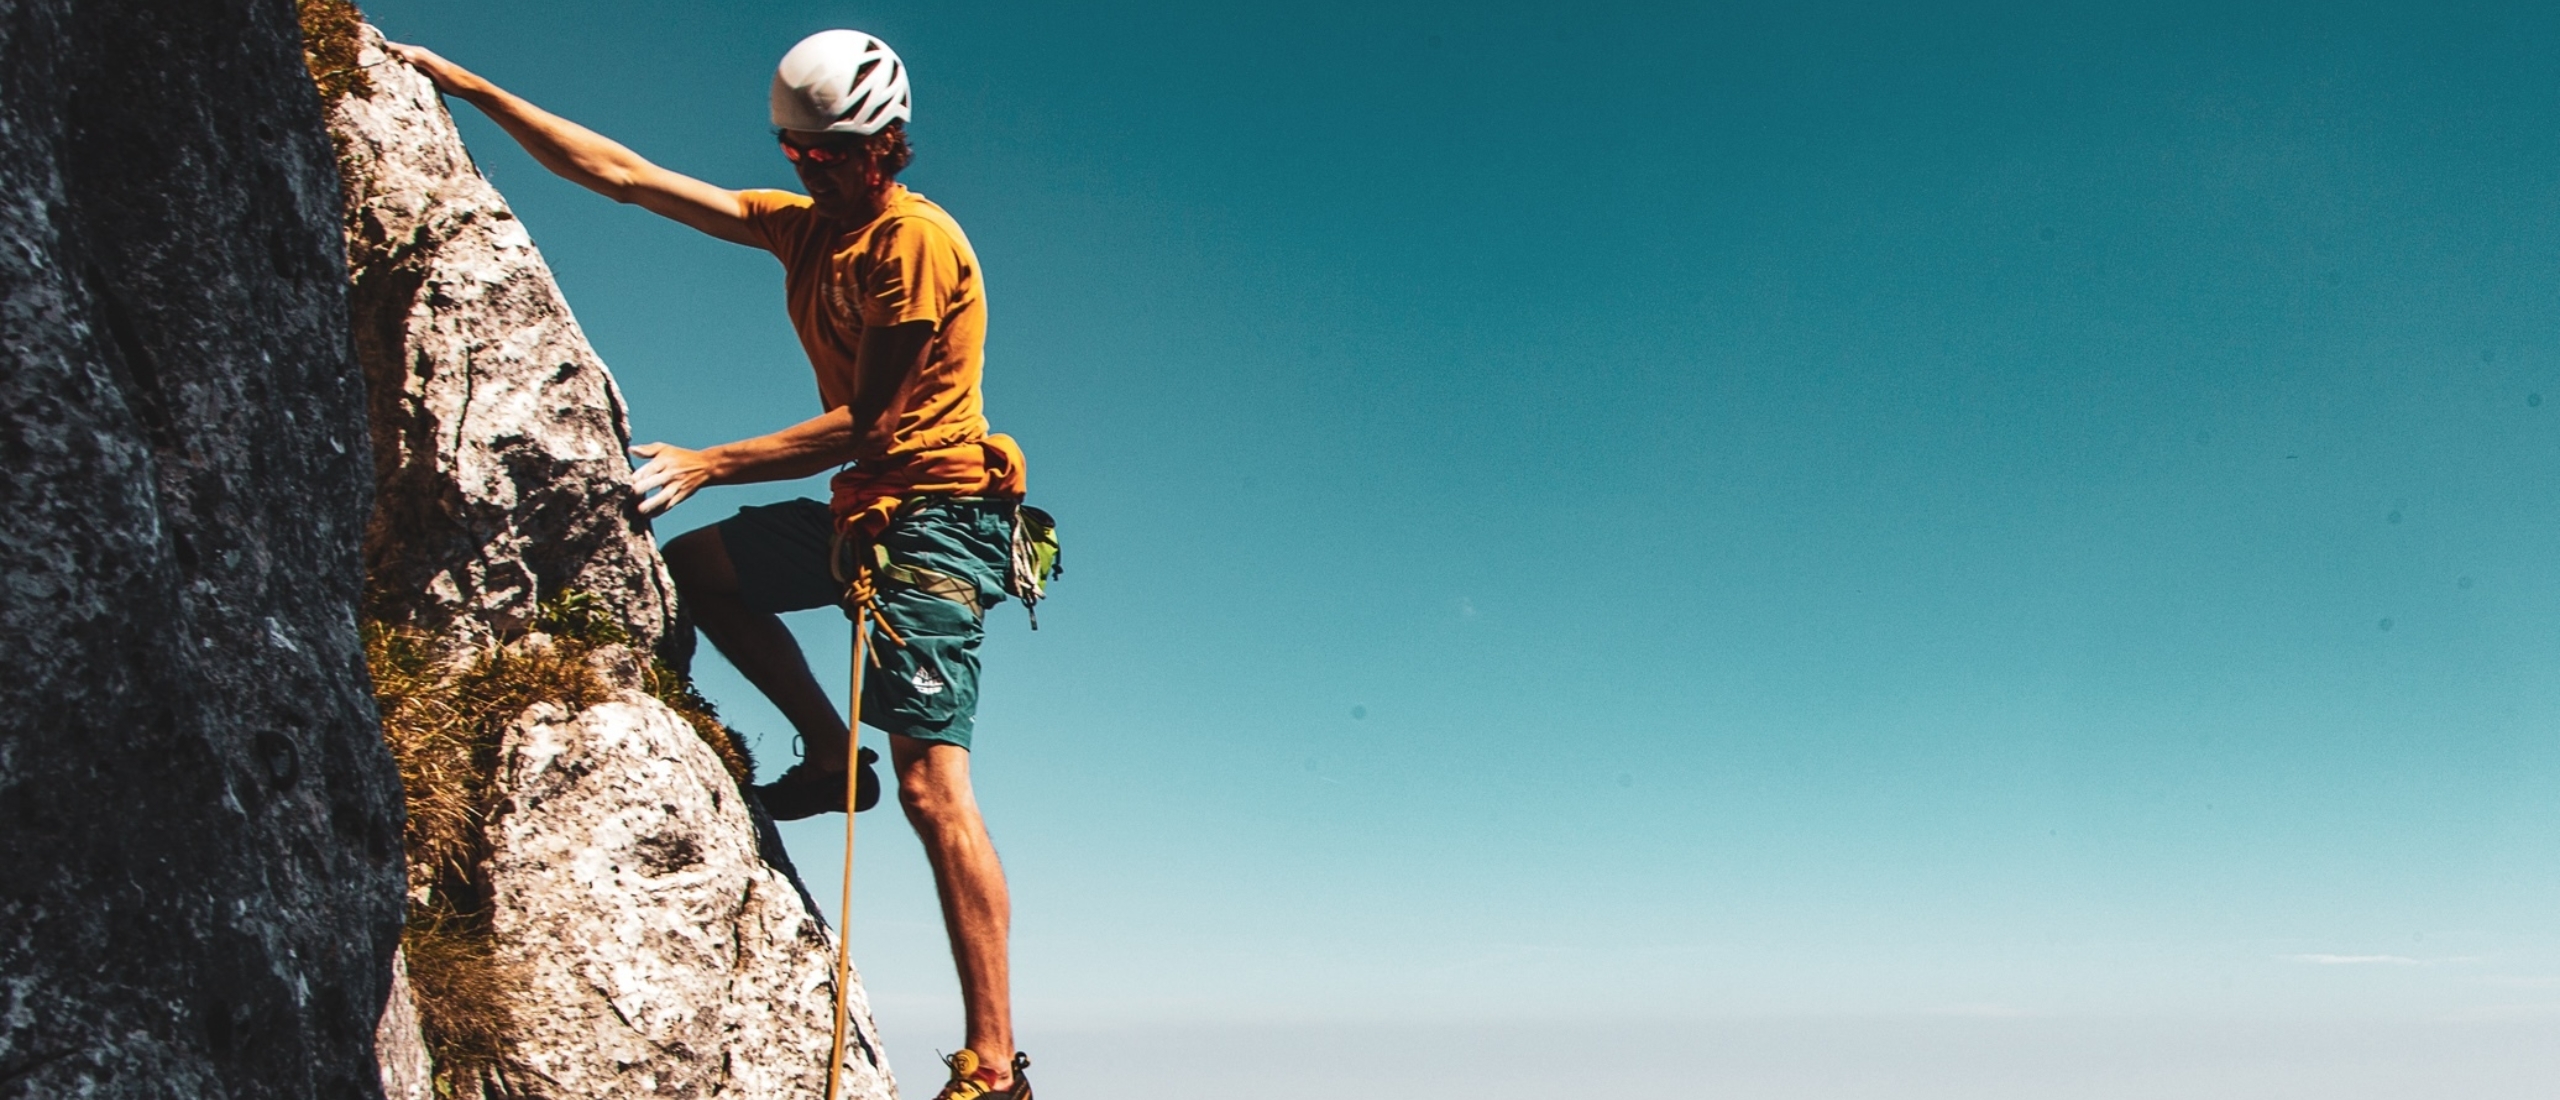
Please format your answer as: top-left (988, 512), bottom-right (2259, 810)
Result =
top-left (1008, 505), bottom-right (1062, 629)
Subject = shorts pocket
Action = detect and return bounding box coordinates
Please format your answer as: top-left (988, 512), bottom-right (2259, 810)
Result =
top-left (863, 589), bottom-right (981, 728)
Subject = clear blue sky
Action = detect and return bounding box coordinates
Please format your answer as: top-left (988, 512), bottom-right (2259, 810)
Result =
top-left (365, 1), bottom-right (2560, 1094)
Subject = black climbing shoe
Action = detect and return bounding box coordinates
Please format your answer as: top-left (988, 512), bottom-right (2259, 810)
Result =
top-left (751, 746), bottom-right (880, 820)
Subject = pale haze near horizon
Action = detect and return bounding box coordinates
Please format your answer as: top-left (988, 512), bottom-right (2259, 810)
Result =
top-left (362, 1), bottom-right (2560, 1094)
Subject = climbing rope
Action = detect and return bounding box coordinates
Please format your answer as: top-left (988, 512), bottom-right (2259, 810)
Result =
top-left (824, 591), bottom-right (865, 1100)
top-left (825, 551), bottom-right (903, 1100)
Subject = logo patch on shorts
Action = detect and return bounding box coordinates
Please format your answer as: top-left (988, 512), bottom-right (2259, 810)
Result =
top-left (907, 666), bottom-right (947, 696)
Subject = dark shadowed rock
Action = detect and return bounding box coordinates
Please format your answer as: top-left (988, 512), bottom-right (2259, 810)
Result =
top-left (0, 0), bottom-right (406, 1096)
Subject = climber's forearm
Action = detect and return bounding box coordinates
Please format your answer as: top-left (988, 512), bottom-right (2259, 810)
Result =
top-left (628, 410), bottom-right (859, 516)
top-left (388, 45), bottom-right (638, 195)
top-left (640, 327), bottom-right (932, 511)
top-left (704, 408), bottom-right (866, 485)
top-left (464, 89), bottom-right (656, 199)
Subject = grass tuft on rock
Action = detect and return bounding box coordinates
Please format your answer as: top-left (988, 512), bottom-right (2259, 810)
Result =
top-left (534, 590), bottom-right (756, 784)
top-left (296, 0), bottom-right (373, 104)
top-left (397, 911), bottom-right (515, 1079)
top-left (368, 620), bottom-right (607, 1088)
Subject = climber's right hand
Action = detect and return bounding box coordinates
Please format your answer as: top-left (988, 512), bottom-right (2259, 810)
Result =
top-left (629, 442), bottom-right (715, 517)
top-left (384, 42), bottom-right (480, 98)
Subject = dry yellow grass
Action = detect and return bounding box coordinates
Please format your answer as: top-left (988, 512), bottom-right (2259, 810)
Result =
top-left (366, 623), bottom-right (599, 1086)
top-left (295, 0), bottom-right (372, 104)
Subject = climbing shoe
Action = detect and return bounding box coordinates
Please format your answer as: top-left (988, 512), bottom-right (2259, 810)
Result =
top-left (931, 1050), bottom-right (1030, 1100)
top-left (750, 746), bottom-right (880, 820)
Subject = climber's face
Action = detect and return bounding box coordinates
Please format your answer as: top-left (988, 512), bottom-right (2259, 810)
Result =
top-left (779, 132), bottom-right (883, 219)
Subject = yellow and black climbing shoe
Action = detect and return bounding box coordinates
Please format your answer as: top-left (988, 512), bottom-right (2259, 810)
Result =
top-left (931, 1049), bottom-right (1031, 1100)
top-left (750, 747), bottom-right (880, 820)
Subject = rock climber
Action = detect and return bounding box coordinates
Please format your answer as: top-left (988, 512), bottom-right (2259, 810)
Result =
top-left (390, 30), bottom-right (1034, 1100)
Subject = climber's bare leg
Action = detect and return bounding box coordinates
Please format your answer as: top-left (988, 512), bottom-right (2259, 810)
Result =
top-left (891, 734), bottom-right (1016, 1088)
top-left (663, 527), bottom-right (853, 771)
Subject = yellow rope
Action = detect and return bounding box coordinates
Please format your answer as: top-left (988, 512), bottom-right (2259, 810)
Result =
top-left (825, 598), bottom-right (870, 1100)
top-left (823, 537), bottom-right (918, 1100)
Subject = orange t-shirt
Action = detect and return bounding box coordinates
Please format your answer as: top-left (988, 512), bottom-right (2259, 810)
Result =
top-left (738, 185), bottom-right (1026, 535)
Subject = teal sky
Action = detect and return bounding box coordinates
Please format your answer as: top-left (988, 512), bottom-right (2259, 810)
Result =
top-left (366, 1), bottom-right (2560, 1094)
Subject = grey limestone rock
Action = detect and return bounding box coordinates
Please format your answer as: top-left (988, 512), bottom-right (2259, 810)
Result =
top-left (483, 648), bottom-right (890, 1100)
top-left (0, 0), bottom-right (406, 1096)
top-left (376, 951), bottom-right (435, 1100)
top-left (323, 25), bottom-right (895, 1100)
top-left (328, 27), bottom-right (680, 658)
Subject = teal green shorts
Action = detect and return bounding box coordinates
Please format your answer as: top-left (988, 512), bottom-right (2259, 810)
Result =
top-left (709, 496), bottom-right (1013, 750)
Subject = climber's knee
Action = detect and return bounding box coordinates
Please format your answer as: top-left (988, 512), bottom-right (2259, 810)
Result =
top-left (889, 735), bottom-right (977, 831)
top-left (663, 526), bottom-right (740, 599)
top-left (895, 770), bottom-right (962, 826)
top-left (895, 777), bottom-right (941, 823)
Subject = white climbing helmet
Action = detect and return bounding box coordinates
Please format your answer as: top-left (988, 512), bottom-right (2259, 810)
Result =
top-left (770, 30), bottom-right (911, 135)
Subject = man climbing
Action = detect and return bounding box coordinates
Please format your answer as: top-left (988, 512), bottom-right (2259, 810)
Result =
top-left (390, 30), bottom-right (1033, 1100)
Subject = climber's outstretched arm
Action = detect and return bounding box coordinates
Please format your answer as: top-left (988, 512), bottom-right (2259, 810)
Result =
top-left (387, 43), bottom-right (757, 248)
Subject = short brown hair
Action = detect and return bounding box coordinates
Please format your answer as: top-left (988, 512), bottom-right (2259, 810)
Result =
top-left (861, 121), bottom-right (913, 180)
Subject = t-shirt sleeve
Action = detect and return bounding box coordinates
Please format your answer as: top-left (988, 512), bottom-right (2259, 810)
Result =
top-left (735, 189), bottom-right (812, 258)
top-left (856, 218), bottom-right (963, 329)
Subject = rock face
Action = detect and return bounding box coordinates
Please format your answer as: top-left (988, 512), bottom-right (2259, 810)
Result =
top-left (0, 0), bottom-right (406, 1097)
top-left (330, 29), bottom-right (680, 658)
top-left (323, 26), bottom-right (894, 1100)
top-left (486, 661), bottom-right (886, 1100)
top-left (376, 954), bottom-right (436, 1100)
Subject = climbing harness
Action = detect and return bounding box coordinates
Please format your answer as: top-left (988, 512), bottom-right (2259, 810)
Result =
top-left (835, 500), bottom-right (1062, 626)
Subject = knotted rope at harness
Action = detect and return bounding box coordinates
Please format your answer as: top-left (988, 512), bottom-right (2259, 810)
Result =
top-left (823, 527), bottom-right (904, 1100)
